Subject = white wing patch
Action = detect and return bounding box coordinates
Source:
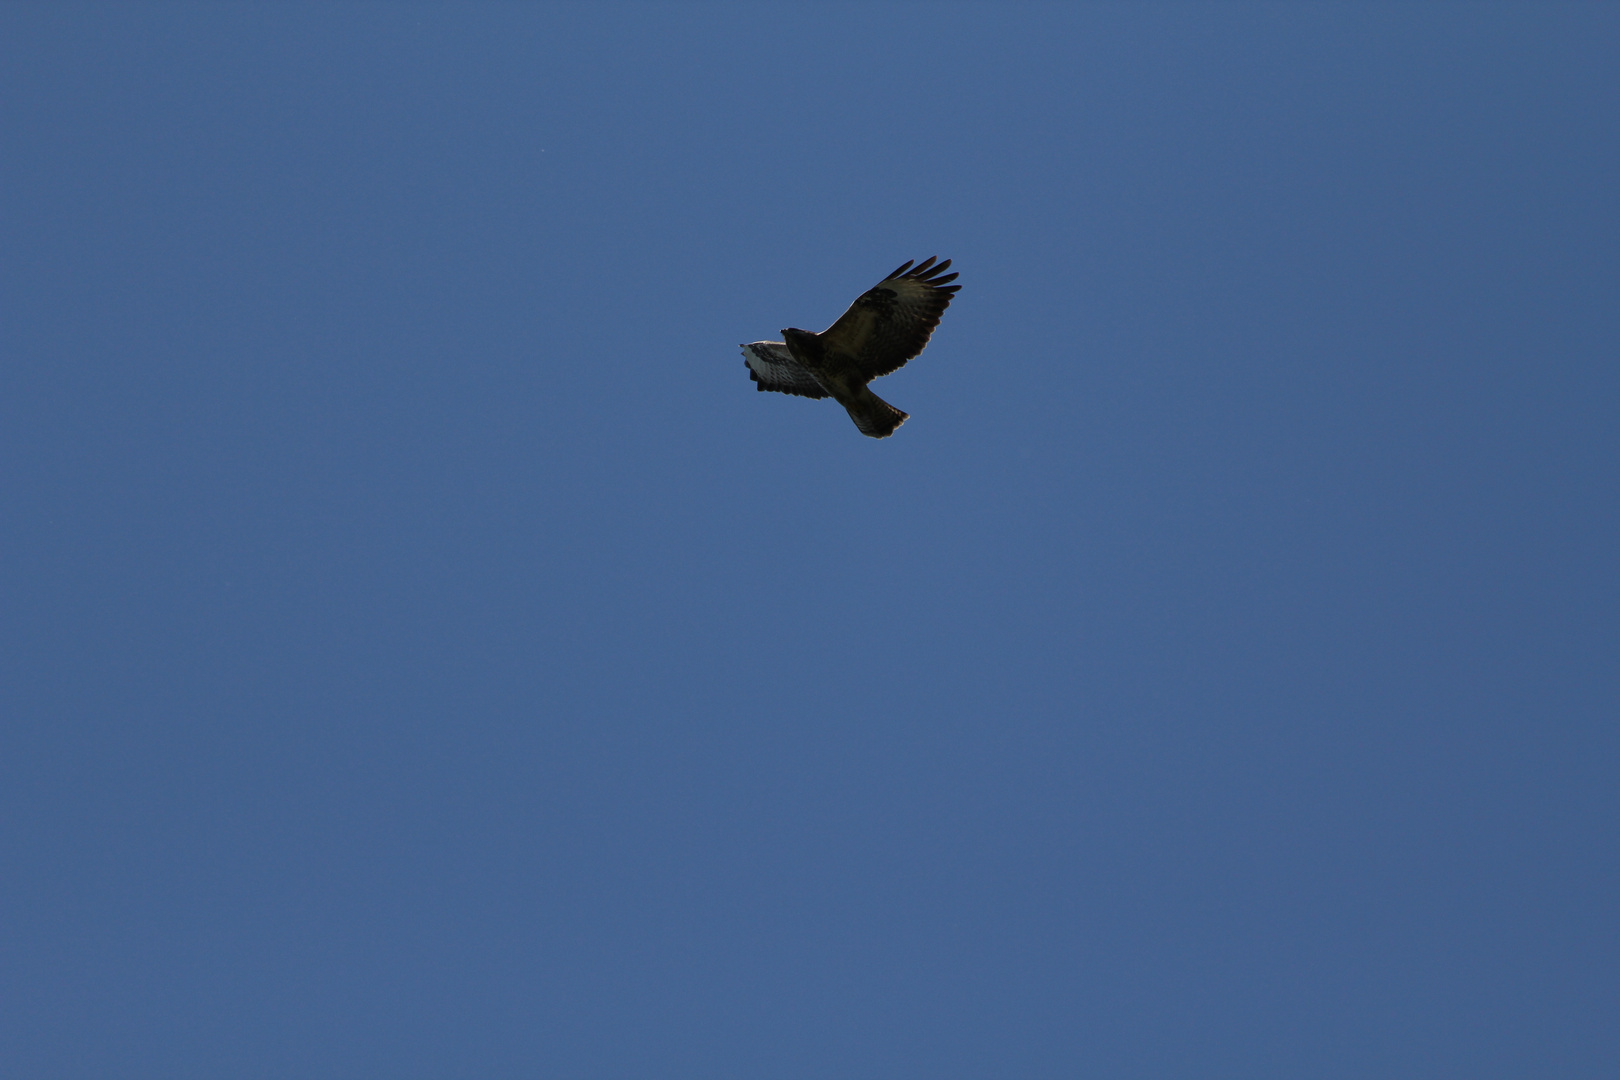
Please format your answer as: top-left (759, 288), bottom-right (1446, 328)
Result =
top-left (742, 341), bottom-right (829, 400)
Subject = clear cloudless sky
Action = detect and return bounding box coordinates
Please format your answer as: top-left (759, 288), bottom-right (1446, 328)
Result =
top-left (2, 4), bottom-right (1617, 1077)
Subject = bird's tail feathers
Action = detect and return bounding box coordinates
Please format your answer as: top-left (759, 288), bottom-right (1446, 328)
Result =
top-left (845, 388), bottom-right (908, 439)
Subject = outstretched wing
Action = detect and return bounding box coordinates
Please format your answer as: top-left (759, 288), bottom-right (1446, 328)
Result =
top-left (818, 257), bottom-right (960, 380)
top-left (742, 341), bottom-right (829, 399)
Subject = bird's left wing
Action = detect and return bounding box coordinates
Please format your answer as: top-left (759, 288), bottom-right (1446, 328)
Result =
top-left (742, 341), bottom-right (829, 399)
top-left (818, 257), bottom-right (960, 380)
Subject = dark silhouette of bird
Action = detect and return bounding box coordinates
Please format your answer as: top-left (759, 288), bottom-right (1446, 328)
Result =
top-left (741, 257), bottom-right (960, 438)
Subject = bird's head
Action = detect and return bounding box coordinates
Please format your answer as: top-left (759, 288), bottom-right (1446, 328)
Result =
top-left (782, 328), bottom-right (823, 362)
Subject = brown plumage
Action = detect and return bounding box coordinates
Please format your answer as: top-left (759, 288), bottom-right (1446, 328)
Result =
top-left (741, 257), bottom-right (961, 438)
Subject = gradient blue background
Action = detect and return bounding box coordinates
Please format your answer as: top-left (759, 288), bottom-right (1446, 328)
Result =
top-left (3, 4), bottom-right (1617, 1077)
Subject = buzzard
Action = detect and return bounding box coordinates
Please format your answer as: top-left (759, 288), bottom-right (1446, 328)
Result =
top-left (741, 257), bottom-right (960, 438)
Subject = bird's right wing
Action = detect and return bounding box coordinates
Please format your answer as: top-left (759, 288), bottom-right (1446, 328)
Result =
top-left (742, 341), bottom-right (830, 399)
top-left (819, 257), bottom-right (960, 380)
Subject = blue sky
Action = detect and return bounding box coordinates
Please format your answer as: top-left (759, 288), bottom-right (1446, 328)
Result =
top-left (3, 4), bottom-right (1617, 1077)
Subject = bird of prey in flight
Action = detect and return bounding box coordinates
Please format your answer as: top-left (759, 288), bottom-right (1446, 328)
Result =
top-left (741, 257), bottom-right (960, 438)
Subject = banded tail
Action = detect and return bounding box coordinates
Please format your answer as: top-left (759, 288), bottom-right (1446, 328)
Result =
top-left (843, 386), bottom-right (908, 439)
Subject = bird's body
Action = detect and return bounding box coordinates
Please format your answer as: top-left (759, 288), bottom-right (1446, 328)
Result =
top-left (742, 257), bottom-right (960, 438)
